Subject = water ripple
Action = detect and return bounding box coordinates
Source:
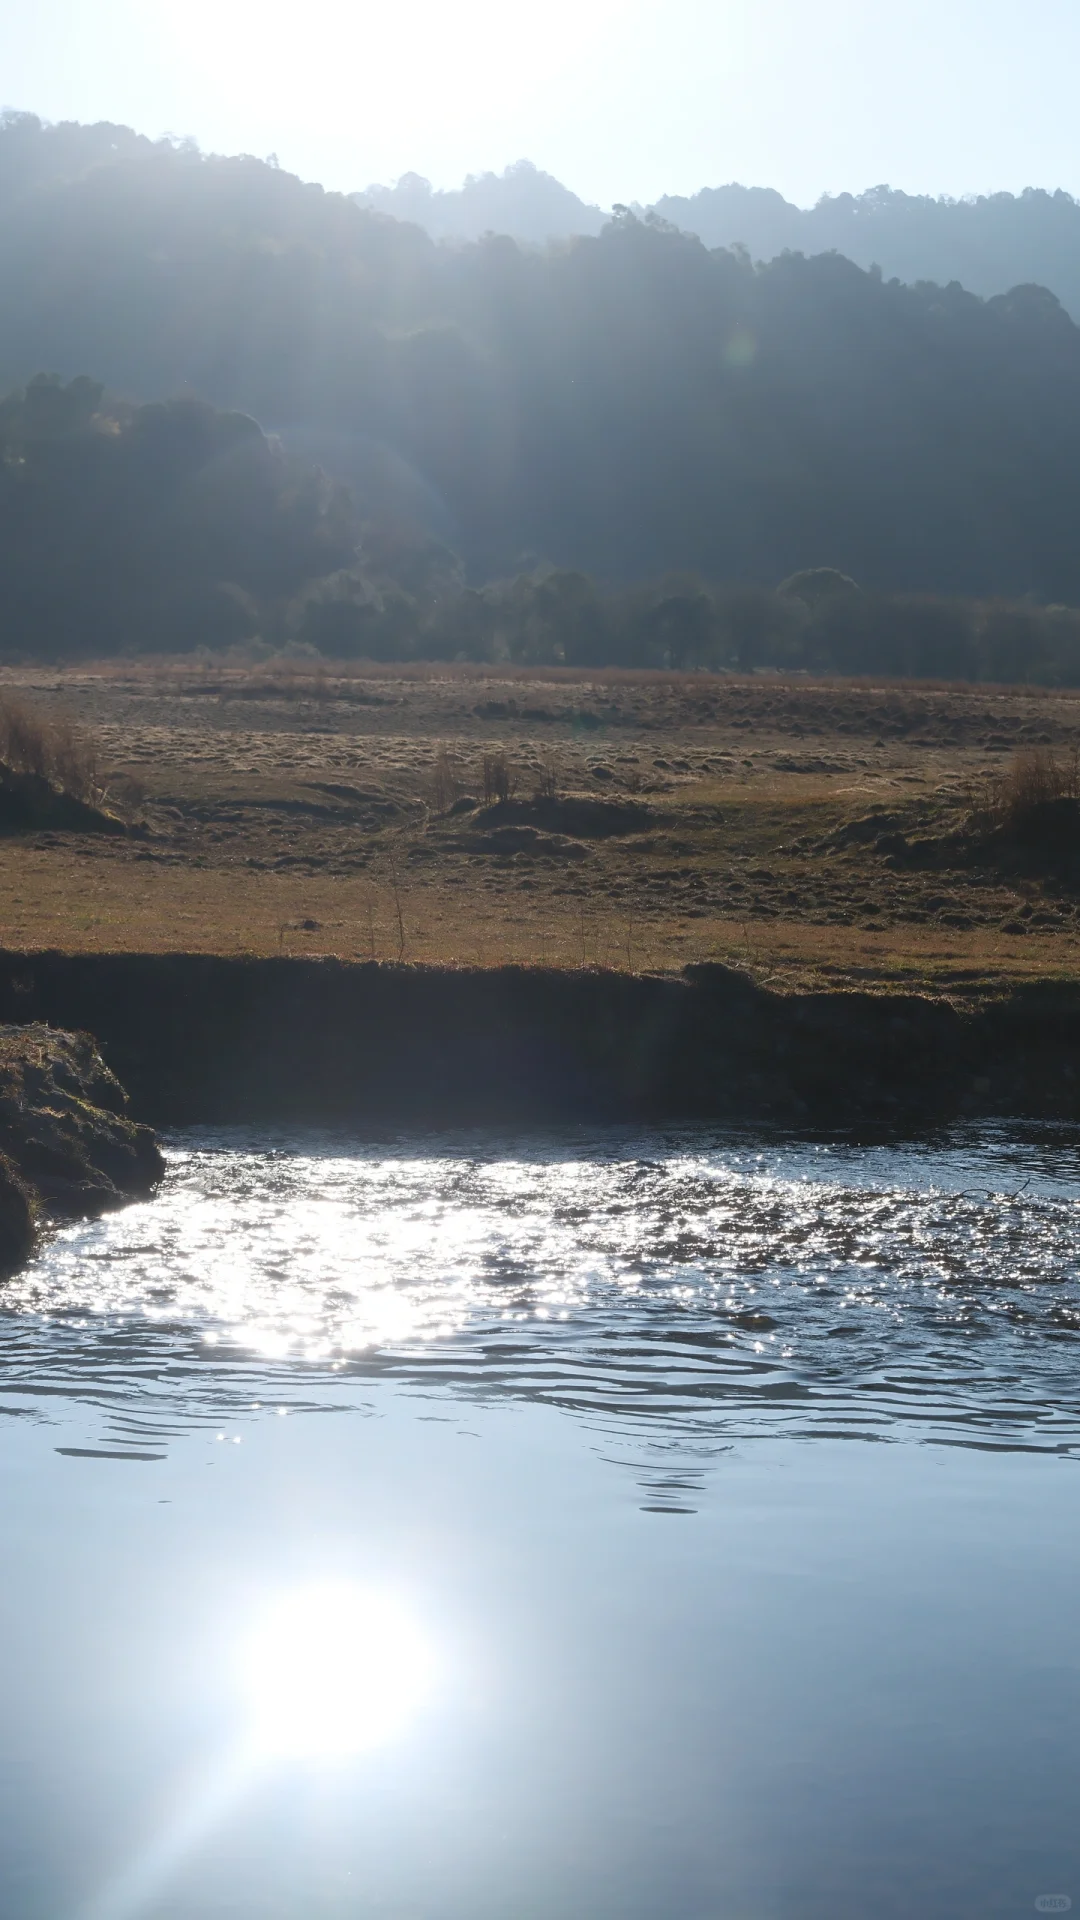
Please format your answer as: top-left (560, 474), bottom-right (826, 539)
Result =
top-left (3, 1123), bottom-right (1080, 1465)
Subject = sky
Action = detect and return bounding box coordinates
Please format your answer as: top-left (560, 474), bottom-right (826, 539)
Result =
top-left (4, 0), bottom-right (1080, 209)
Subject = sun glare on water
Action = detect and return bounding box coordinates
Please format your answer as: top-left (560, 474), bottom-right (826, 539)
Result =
top-left (76, 1585), bottom-right (434, 1920)
top-left (241, 1583), bottom-right (433, 1760)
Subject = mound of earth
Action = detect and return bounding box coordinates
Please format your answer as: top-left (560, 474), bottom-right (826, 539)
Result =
top-left (967, 797), bottom-right (1080, 879)
top-left (446, 824), bottom-right (588, 860)
top-left (473, 796), bottom-right (655, 838)
top-left (820, 809), bottom-right (910, 851)
top-left (994, 796), bottom-right (1080, 850)
top-left (829, 795), bottom-right (1080, 883)
top-left (0, 765), bottom-right (126, 836)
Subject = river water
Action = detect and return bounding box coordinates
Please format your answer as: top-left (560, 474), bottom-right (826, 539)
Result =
top-left (2, 1127), bottom-right (1080, 1919)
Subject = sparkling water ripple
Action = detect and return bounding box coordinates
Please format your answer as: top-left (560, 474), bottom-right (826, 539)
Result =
top-left (3, 1124), bottom-right (1080, 1477)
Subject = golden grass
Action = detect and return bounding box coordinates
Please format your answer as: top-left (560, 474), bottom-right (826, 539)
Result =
top-left (0, 657), bottom-right (1077, 1001)
top-left (0, 844), bottom-right (1075, 999)
top-left (28, 653), bottom-right (1080, 702)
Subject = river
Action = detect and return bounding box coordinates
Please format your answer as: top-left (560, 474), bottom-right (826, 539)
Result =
top-left (1, 1126), bottom-right (1079, 1919)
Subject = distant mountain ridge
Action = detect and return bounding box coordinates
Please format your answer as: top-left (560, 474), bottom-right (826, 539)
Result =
top-left (653, 182), bottom-right (1080, 317)
top-left (359, 164), bottom-right (1080, 318)
top-left (357, 160), bottom-right (605, 246)
top-left (5, 111), bottom-right (1080, 314)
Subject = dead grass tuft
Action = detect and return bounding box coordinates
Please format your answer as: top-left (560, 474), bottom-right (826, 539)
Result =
top-left (970, 746), bottom-right (1080, 834)
top-left (0, 692), bottom-right (101, 802)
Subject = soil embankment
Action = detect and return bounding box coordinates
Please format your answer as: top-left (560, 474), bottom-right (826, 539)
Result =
top-left (0, 953), bottom-right (1077, 1132)
top-left (0, 1024), bottom-right (164, 1270)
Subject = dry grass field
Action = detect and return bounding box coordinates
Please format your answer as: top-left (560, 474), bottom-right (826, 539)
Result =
top-left (4, 657), bottom-right (1080, 998)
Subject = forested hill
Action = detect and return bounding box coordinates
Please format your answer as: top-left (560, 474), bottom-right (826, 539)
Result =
top-left (360, 167), bottom-right (1080, 321)
top-left (651, 184), bottom-right (1080, 321)
top-left (5, 113), bottom-right (1080, 603)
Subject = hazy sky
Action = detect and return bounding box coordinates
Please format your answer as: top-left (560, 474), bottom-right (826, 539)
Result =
top-left (4, 0), bottom-right (1080, 207)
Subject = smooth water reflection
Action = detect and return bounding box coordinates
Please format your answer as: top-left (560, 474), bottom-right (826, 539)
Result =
top-left (1, 1125), bottom-right (1080, 1920)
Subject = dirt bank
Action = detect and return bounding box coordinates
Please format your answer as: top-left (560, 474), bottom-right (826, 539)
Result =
top-left (0, 953), bottom-right (1076, 1132)
top-left (0, 1024), bottom-right (164, 1270)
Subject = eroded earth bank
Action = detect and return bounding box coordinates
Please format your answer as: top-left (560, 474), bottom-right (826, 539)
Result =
top-left (0, 955), bottom-right (1078, 1137)
top-left (0, 1023), bottom-right (163, 1270)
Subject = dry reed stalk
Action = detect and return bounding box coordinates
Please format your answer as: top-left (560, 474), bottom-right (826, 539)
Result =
top-left (482, 749), bottom-right (515, 805)
top-left (387, 852), bottom-right (406, 961)
top-left (534, 746), bottom-right (559, 802)
top-left (430, 744), bottom-right (460, 814)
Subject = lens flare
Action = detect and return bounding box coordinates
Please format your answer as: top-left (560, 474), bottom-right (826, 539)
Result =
top-left (241, 1583), bottom-right (432, 1759)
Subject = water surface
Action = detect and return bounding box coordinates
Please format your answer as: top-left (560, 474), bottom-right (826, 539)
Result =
top-left (2, 1126), bottom-right (1079, 1918)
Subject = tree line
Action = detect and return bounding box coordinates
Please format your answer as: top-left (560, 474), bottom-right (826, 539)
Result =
top-left (293, 564), bottom-right (1080, 687)
top-left (3, 373), bottom-right (1080, 685)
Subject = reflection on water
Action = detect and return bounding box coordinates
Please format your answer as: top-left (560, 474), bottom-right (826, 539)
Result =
top-left (242, 1583), bottom-right (434, 1758)
top-left (4, 1124), bottom-right (1080, 1493)
top-left (77, 1582), bottom-right (437, 1920)
top-left (3, 1125), bottom-right (1080, 1920)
